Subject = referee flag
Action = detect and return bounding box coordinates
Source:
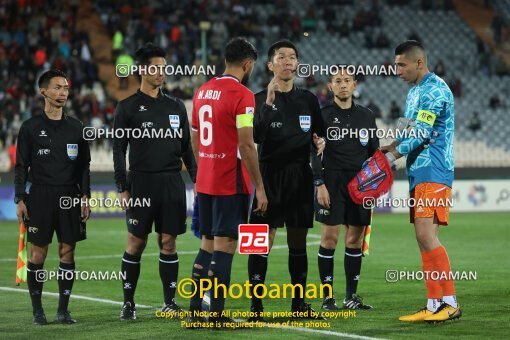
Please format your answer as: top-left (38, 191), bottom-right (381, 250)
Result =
top-left (15, 222), bottom-right (28, 285)
top-left (362, 210), bottom-right (373, 256)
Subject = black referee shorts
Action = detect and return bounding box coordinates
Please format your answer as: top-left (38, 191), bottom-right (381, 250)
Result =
top-left (125, 171), bottom-right (187, 238)
top-left (26, 184), bottom-right (84, 246)
top-left (315, 169), bottom-right (372, 227)
top-left (197, 193), bottom-right (250, 240)
top-left (250, 162), bottom-right (314, 229)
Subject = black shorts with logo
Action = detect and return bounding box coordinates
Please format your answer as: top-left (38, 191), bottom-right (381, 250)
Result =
top-left (315, 169), bottom-right (372, 226)
top-left (250, 162), bottom-right (314, 229)
top-left (26, 184), bottom-right (84, 246)
top-left (197, 193), bottom-right (250, 240)
top-left (126, 171), bottom-right (187, 237)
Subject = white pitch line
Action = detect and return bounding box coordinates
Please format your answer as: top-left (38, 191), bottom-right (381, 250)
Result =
top-left (0, 286), bottom-right (382, 339)
top-left (0, 240), bottom-right (323, 262)
top-left (0, 286), bottom-right (153, 308)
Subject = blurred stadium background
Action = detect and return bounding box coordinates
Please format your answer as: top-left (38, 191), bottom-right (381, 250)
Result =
top-left (0, 0), bottom-right (508, 218)
top-left (0, 1), bottom-right (509, 338)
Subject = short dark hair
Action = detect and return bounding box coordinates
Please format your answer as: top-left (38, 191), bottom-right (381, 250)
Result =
top-left (267, 39), bottom-right (299, 61)
top-left (134, 43), bottom-right (166, 65)
top-left (224, 37), bottom-right (258, 65)
top-left (394, 40), bottom-right (425, 56)
top-left (329, 66), bottom-right (356, 82)
top-left (38, 69), bottom-right (68, 88)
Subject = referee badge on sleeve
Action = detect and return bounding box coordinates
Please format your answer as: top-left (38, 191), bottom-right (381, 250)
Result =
top-left (169, 115), bottom-right (180, 129)
top-left (299, 115), bottom-right (311, 132)
top-left (359, 129), bottom-right (369, 146)
top-left (67, 144), bottom-right (78, 160)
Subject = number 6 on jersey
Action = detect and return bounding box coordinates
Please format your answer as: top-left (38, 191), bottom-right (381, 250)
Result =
top-left (198, 104), bottom-right (212, 146)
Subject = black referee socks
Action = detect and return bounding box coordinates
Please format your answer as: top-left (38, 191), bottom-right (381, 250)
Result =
top-left (121, 252), bottom-right (141, 305)
top-left (289, 248), bottom-right (308, 307)
top-left (344, 247), bottom-right (362, 299)
top-left (190, 248), bottom-right (212, 311)
top-left (318, 246), bottom-right (336, 298)
top-left (58, 262), bottom-right (75, 312)
top-left (208, 251), bottom-right (234, 313)
top-left (159, 253), bottom-right (179, 305)
top-left (248, 253), bottom-right (269, 304)
top-left (27, 262), bottom-right (44, 312)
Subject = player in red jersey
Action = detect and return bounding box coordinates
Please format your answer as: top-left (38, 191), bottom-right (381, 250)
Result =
top-left (187, 37), bottom-right (268, 327)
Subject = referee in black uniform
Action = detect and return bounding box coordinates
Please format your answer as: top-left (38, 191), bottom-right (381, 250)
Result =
top-left (15, 70), bottom-right (91, 325)
top-left (113, 43), bottom-right (197, 320)
top-left (248, 40), bottom-right (325, 319)
top-left (313, 69), bottom-right (378, 311)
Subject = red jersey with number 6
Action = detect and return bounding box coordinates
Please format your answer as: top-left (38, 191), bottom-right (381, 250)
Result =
top-left (191, 75), bottom-right (255, 195)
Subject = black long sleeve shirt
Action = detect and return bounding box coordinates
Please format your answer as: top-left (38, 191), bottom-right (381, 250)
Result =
top-left (14, 112), bottom-right (91, 200)
top-left (113, 89), bottom-right (197, 191)
top-left (253, 86), bottom-right (325, 165)
top-left (311, 102), bottom-right (379, 180)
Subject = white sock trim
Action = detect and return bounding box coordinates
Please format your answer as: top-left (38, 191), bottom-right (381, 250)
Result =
top-left (58, 267), bottom-right (75, 272)
top-left (345, 252), bottom-right (362, 257)
top-left (159, 258), bottom-right (179, 264)
top-left (122, 258), bottom-right (140, 264)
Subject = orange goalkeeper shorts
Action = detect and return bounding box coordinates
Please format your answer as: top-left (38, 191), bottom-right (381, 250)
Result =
top-left (410, 182), bottom-right (452, 226)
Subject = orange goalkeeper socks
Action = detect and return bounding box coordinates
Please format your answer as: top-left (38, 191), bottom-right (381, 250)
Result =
top-left (421, 245), bottom-right (457, 305)
top-left (421, 247), bottom-right (442, 300)
top-left (435, 245), bottom-right (456, 297)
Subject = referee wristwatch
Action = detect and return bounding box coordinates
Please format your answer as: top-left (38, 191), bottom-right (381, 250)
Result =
top-left (265, 103), bottom-right (277, 111)
top-left (116, 183), bottom-right (128, 193)
top-left (314, 179), bottom-right (325, 187)
top-left (14, 195), bottom-right (25, 204)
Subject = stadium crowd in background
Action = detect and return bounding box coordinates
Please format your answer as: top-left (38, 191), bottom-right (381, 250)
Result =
top-left (1, 0), bottom-right (509, 165)
top-left (0, 1), bottom-right (111, 156)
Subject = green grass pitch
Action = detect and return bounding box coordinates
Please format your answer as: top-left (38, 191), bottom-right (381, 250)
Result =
top-left (0, 213), bottom-right (509, 339)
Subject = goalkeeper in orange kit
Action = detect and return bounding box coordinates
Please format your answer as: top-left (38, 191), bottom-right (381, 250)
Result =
top-left (382, 41), bottom-right (461, 323)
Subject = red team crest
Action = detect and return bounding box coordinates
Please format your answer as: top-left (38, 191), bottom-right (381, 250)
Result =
top-left (348, 150), bottom-right (394, 205)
